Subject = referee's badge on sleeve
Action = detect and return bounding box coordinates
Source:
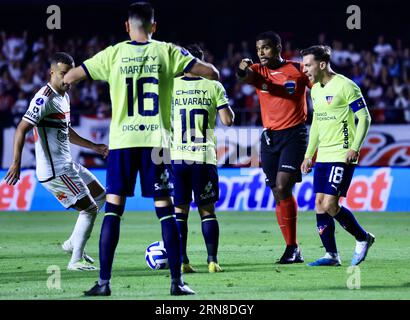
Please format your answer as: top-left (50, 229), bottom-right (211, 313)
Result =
top-left (284, 80), bottom-right (296, 95)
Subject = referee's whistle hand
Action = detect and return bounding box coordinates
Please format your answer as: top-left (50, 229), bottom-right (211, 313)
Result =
top-left (239, 58), bottom-right (253, 70)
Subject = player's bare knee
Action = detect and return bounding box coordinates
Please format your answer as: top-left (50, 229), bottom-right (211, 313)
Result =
top-left (106, 194), bottom-right (126, 206)
top-left (154, 196), bottom-right (173, 208)
top-left (322, 200), bottom-right (339, 216)
top-left (315, 198), bottom-right (324, 212)
top-left (273, 184), bottom-right (291, 200)
top-left (199, 211), bottom-right (216, 219)
top-left (175, 204), bottom-right (189, 214)
top-left (315, 197), bottom-right (322, 207)
top-left (198, 203), bottom-right (215, 217)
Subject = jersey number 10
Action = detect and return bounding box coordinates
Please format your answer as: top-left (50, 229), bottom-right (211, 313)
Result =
top-left (179, 108), bottom-right (209, 143)
top-left (126, 77), bottom-right (159, 116)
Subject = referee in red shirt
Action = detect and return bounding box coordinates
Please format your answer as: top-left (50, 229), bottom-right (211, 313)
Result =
top-left (237, 31), bottom-right (310, 264)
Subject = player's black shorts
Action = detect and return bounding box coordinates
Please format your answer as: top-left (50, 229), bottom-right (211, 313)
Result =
top-left (106, 147), bottom-right (173, 198)
top-left (260, 123), bottom-right (307, 188)
top-left (171, 161), bottom-right (219, 207)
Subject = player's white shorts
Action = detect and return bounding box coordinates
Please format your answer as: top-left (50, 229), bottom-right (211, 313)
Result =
top-left (41, 162), bottom-right (97, 208)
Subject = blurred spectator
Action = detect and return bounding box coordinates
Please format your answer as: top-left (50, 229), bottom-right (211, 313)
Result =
top-left (32, 36), bottom-right (46, 54)
top-left (373, 35), bottom-right (393, 59)
top-left (11, 91), bottom-right (28, 126)
top-left (19, 64), bottom-right (36, 93)
top-left (331, 40), bottom-right (349, 67)
top-left (387, 56), bottom-right (401, 78)
top-left (367, 82), bottom-right (383, 103)
top-left (1, 30), bottom-right (27, 62)
top-left (395, 88), bottom-right (410, 122)
top-left (346, 43), bottom-right (361, 64)
top-left (392, 77), bottom-right (404, 95)
top-left (383, 86), bottom-right (403, 123)
top-left (0, 51), bottom-right (7, 70)
top-left (8, 60), bottom-right (22, 83)
top-left (370, 53), bottom-right (382, 77)
top-left (0, 84), bottom-right (14, 128)
top-left (351, 65), bottom-right (365, 86)
top-left (401, 48), bottom-right (410, 81)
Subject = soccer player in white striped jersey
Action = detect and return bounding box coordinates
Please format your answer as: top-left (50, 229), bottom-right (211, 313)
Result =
top-left (4, 52), bottom-right (109, 271)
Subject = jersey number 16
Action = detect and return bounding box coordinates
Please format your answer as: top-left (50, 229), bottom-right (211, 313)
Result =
top-left (126, 77), bottom-right (159, 116)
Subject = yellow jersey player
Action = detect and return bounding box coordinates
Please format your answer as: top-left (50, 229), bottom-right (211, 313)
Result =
top-left (170, 44), bottom-right (234, 274)
top-left (63, 2), bottom-right (219, 296)
top-left (300, 45), bottom-right (375, 266)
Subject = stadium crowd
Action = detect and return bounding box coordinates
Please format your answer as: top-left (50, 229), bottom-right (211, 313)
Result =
top-left (1, 30), bottom-right (410, 129)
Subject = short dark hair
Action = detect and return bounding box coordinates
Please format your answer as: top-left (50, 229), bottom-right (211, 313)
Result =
top-left (300, 45), bottom-right (332, 63)
top-left (184, 44), bottom-right (204, 60)
top-left (50, 52), bottom-right (74, 66)
top-left (256, 31), bottom-right (282, 46)
top-left (128, 2), bottom-right (154, 27)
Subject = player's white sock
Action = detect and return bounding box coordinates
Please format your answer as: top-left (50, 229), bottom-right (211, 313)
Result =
top-left (66, 193), bottom-right (105, 245)
top-left (355, 239), bottom-right (368, 254)
top-left (94, 192), bottom-right (106, 213)
top-left (69, 206), bottom-right (97, 264)
top-left (324, 252), bottom-right (339, 259)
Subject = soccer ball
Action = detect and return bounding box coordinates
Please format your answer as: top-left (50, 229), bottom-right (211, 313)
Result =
top-left (145, 241), bottom-right (168, 270)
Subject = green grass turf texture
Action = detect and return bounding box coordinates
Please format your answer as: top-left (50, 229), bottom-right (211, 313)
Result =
top-left (0, 210), bottom-right (409, 300)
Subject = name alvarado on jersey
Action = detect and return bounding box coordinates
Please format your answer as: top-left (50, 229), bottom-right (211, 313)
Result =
top-left (174, 90), bottom-right (212, 107)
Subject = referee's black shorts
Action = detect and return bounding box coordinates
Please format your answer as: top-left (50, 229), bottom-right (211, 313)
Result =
top-left (260, 123), bottom-right (308, 188)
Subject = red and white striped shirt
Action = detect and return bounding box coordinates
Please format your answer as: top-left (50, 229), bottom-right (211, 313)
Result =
top-left (23, 83), bottom-right (72, 182)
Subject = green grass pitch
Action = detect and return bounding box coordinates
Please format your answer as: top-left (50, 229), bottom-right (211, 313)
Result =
top-left (1, 210), bottom-right (410, 300)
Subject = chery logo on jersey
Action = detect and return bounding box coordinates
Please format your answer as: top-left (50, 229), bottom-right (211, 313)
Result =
top-left (0, 171), bottom-right (36, 211)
